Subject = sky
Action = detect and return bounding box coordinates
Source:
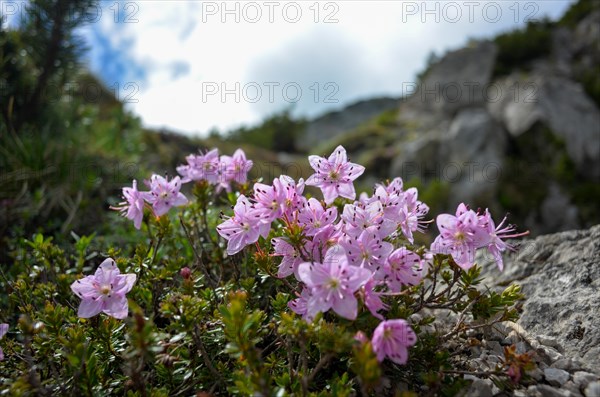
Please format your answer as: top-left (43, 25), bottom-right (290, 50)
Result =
top-left (8, 0), bottom-right (575, 136)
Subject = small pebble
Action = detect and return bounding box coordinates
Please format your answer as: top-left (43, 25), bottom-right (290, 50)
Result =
top-left (528, 367), bottom-right (544, 381)
top-left (533, 384), bottom-right (572, 397)
top-left (563, 381), bottom-right (584, 397)
top-left (573, 371), bottom-right (599, 389)
top-left (537, 335), bottom-right (560, 349)
top-left (539, 345), bottom-right (564, 363)
top-left (544, 368), bottom-right (570, 387)
top-left (553, 358), bottom-right (582, 371)
top-left (463, 377), bottom-right (493, 397)
top-left (584, 381), bottom-right (600, 397)
top-left (487, 340), bottom-right (503, 355)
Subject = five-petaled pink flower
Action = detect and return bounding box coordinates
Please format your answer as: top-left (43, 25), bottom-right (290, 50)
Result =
top-left (479, 209), bottom-right (528, 271)
top-left (177, 148), bottom-right (220, 184)
top-left (305, 145), bottom-right (365, 204)
top-left (383, 247), bottom-right (425, 292)
top-left (297, 245), bottom-right (372, 320)
top-left (430, 203), bottom-right (487, 269)
top-left (298, 198), bottom-right (338, 236)
top-left (371, 319), bottom-right (417, 365)
top-left (217, 195), bottom-right (269, 255)
top-left (111, 180), bottom-right (147, 229)
top-left (146, 174), bottom-right (189, 216)
top-left (71, 258), bottom-right (137, 319)
top-left (272, 237), bottom-right (303, 278)
top-left (223, 148), bottom-right (253, 185)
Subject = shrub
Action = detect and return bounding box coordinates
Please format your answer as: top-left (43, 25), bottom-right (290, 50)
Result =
top-left (0, 146), bottom-right (534, 396)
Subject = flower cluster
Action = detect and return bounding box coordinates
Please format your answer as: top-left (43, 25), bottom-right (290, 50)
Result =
top-left (113, 149), bottom-right (253, 229)
top-left (217, 145), bottom-right (524, 365)
top-left (431, 204), bottom-right (528, 271)
top-left (177, 148), bottom-right (253, 192)
top-left (111, 175), bottom-right (188, 229)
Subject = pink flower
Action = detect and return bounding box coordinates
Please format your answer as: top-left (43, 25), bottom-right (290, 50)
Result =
top-left (430, 203), bottom-right (487, 269)
top-left (371, 319), bottom-right (417, 365)
top-left (145, 174), bottom-right (188, 216)
top-left (363, 278), bottom-right (388, 320)
top-left (275, 175), bottom-right (305, 219)
top-left (224, 149), bottom-right (253, 185)
top-left (272, 237), bottom-right (303, 278)
top-left (253, 182), bottom-right (284, 222)
top-left (297, 245), bottom-right (372, 320)
top-left (298, 198), bottom-right (337, 236)
top-left (288, 288), bottom-right (312, 319)
top-left (0, 323), bottom-right (8, 361)
top-left (383, 248), bottom-right (425, 292)
top-left (70, 258), bottom-right (136, 319)
top-left (340, 229), bottom-right (393, 273)
top-left (111, 180), bottom-right (146, 229)
top-left (398, 188), bottom-right (430, 243)
top-left (305, 145), bottom-right (365, 204)
top-left (217, 195), bottom-right (269, 255)
top-left (478, 209), bottom-right (528, 271)
top-left (306, 224), bottom-right (342, 263)
top-left (176, 148), bottom-right (220, 183)
top-left (341, 201), bottom-right (396, 238)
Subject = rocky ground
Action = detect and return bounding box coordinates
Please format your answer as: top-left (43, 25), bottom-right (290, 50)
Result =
top-left (458, 224), bottom-right (600, 396)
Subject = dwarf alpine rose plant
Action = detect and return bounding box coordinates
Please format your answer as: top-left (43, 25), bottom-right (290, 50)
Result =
top-left (3, 145), bottom-right (529, 396)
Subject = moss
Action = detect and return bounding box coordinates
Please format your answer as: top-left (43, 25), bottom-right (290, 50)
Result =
top-left (375, 107), bottom-right (400, 128)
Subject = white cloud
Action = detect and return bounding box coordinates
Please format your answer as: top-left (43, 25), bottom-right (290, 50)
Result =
top-left (84, 0), bottom-right (574, 136)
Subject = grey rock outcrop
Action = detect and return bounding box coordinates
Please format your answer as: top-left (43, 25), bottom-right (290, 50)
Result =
top-left (403, 41), bottom-right (498, 118)
top-left (479, 224), bottom-right (600, 373)
top-left (296, 97), bottom-right (399, 152)
top-left (488, 73), bottom-right (600, 179)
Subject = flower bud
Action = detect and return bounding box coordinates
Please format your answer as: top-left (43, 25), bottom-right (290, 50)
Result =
top-left (180, 267), bottom-right (192, 280)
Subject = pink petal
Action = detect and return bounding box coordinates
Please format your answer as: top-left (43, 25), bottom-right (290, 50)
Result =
top-left (346, 163), bottom-right (365, 180)
top-left (77, 298), bottom-right (104, 318)
top-left (332, 295), bottom-right (357, 320)
top-left (436, 214), bottom-right (457, 233)
top-left (297, 262), bottom-right (317, 287)
top-left (336, 182), bottom-right (356, 201)
top-left (103, 296), bottom-right (129, 319)
top-left (304, 174), bottom-right (321, 187)
top-left (328, 145), bottom-right (347, 166)
top-left (321, 185), bottom-right (338, 205)
top-left (153, 201), bottom-right (170, 216)
top-left (172, 193), bottom-right (188, 207)
top-left (71, 276), bottom-right (98, 299)
top-left (114, 274), bottom-right (137, 295)
top-left (308, 155), bottom-right (328, 173)
top-left (226, 234), bottom-right (246, 255)
top-left (0, 324), bottom-right (8, 339)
